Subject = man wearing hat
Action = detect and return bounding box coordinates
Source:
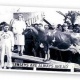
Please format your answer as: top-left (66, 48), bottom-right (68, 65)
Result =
top-left (0, 22), bottom-right (14, 69)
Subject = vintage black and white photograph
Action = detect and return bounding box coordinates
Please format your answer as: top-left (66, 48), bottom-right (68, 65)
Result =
top-left (0, 6), bottom-right (80, 72)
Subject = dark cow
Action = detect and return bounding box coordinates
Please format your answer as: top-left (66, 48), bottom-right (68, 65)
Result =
top-left (23, 24), bottom-right (80, 63)
top-left (23, 24), bottom-right (50, 61)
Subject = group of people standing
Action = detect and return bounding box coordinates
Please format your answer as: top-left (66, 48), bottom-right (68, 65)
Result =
top-left (1, 13), bottom-right (80, 69)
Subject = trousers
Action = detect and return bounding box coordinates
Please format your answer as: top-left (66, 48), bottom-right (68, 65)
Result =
top-left (0, 43), bottom-right (12, 68)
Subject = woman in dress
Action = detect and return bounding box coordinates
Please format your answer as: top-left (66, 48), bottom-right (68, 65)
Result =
top-left (11, 14), bottom-right (26, 56)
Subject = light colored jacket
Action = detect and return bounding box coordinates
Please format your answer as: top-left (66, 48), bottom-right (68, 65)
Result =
top-left (0, 31), bottom-right (14, 47)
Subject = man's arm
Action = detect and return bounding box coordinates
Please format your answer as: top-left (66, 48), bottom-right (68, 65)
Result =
top-left (27, 27), bottom-right (38, 35)
top-left (10, 32), bottom-right (14, 51)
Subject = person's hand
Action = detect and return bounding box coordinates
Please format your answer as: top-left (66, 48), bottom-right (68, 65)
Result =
top-left (11, 46), bottom-right (14, 51)
top-left (40, 43), bottom-right (44, 48)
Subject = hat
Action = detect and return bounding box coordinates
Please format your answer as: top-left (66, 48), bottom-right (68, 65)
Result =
top-left (0, 22), bottom-right (10, 27)
top-left (63, 23), bottom-right (68, 27)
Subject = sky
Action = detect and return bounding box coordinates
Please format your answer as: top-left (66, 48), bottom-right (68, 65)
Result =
top-left (0, 6), bottom-right (80, 25)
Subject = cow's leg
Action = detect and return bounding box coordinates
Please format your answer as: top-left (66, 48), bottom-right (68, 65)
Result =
top-left (44, 54), bottom-right (47, 61)
top-left (43, 50), bottom-right (50, 61)
top-left (47, 48), bottom-right (50, 60)
top-left (43, 43), bottom-right (50, 61)
top-left (40, 48), bottom-right (43, 58)
top-left (32, 48), bottom-right (36, 57)
top-left (59, 50), bottom-right (63, 61)
top-left (43, 47), bottom-right (48, 61)
top-left (34, 42), bottom-right (40, 57)
top-left (68, 51), bottom-right (73, 62)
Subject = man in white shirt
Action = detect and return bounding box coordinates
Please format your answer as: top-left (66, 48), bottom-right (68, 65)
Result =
top-left (0, 22), bottom-right (14, 69)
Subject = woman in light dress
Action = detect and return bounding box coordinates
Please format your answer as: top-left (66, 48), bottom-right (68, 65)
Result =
top-left (11, 14), bottom-right (26, 56)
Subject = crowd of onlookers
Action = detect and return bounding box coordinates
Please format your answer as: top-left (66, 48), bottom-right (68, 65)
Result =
top-left (56, 23), bottom-right (80, 33)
